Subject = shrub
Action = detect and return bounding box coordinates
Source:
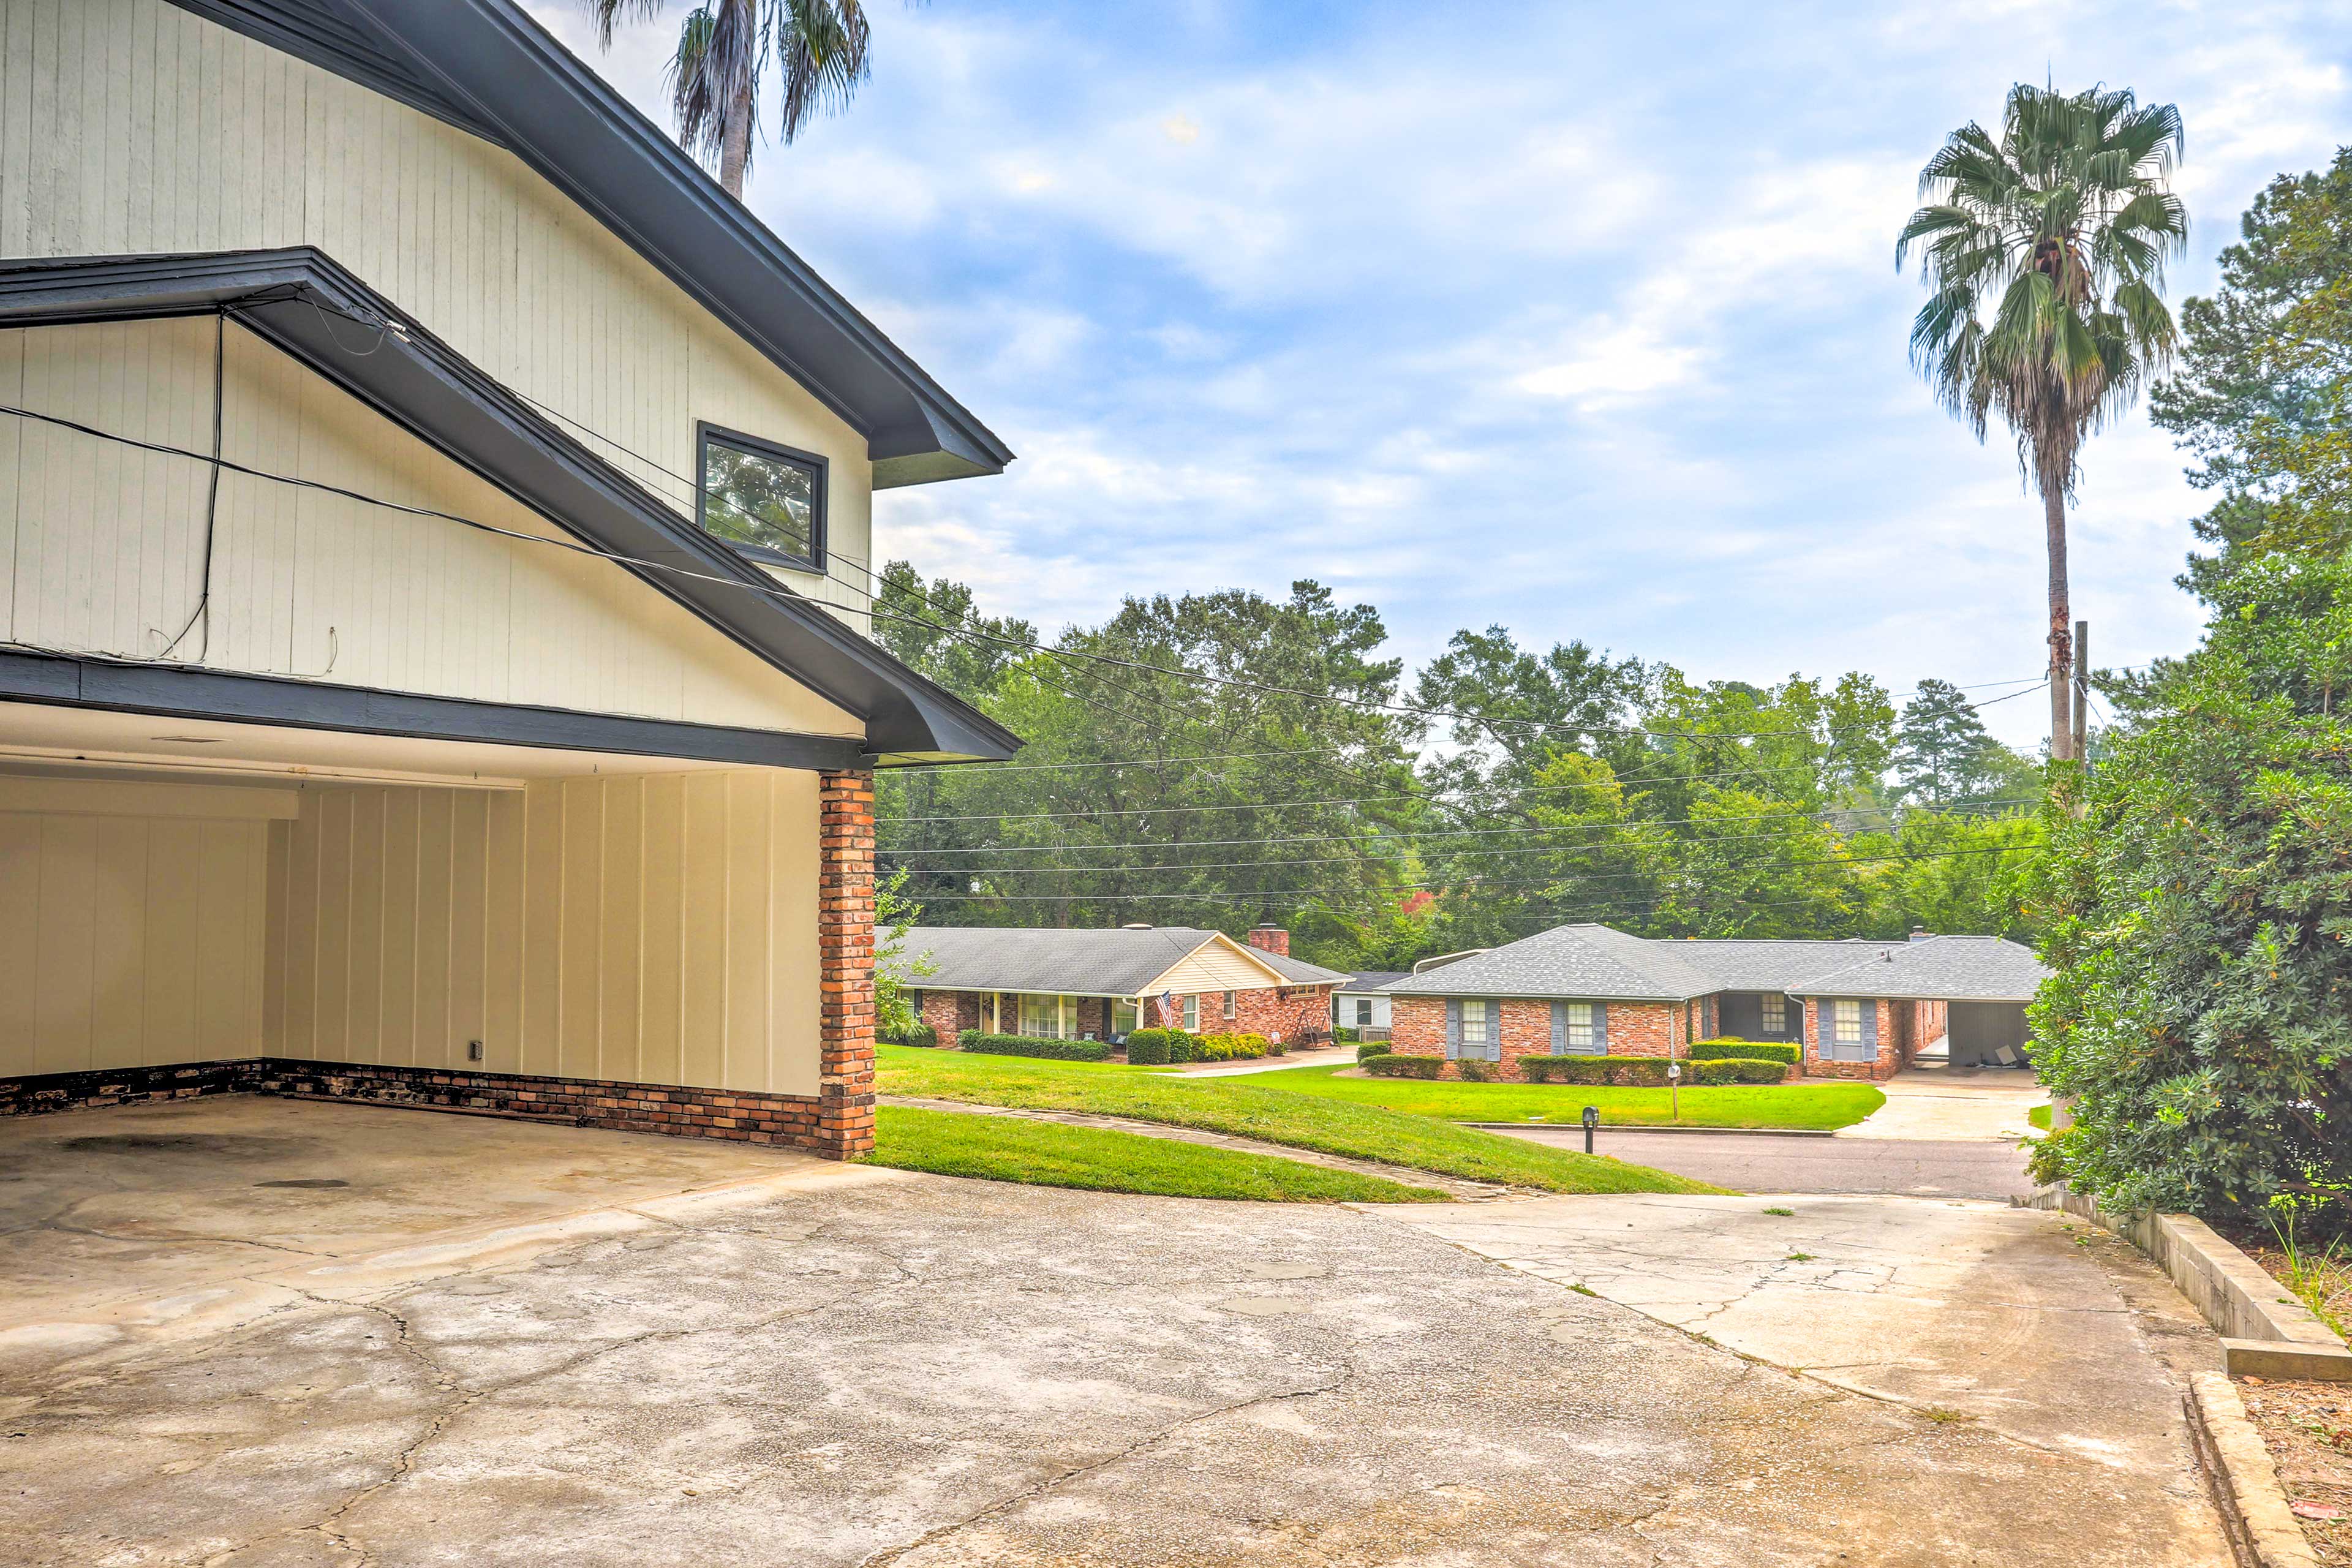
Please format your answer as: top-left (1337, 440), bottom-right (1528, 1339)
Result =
top-left (1243, 1033), bottom-right (1272, 1057)
top-left (1518, 1055), bottom-right (1673, 1086)
top-left (1357, 1041), bottom-right (1389, 1063)
top-left (1164, 1030), bottom-right (1197, 1064)
top-left (1687, 1039), bottom-right (1801, 1065)
top-left (956, 1033), bottom-right (1112, 1063)
top-left (882, 1022), bottom-right (940, 1048)
top-left (1690, 1058), bottom-right (1789, 1085)
top-left (1362, 1052), bottom-right (1443, 1079)
top-left (1335, 1025), bottom-right (1360, 1044)
top-left (1457, 1057), bottom-right (1497, 1083)
top-left (1265, 1037), bottom-right (1289, 1056)
top-left (1125, 1028), bottom-right (1172, 1066)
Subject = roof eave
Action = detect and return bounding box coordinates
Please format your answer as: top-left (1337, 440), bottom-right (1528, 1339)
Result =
top-left (166, 0), bottom-right (1014, 487)
top-left (0, 248), bottom-right (1020, 764)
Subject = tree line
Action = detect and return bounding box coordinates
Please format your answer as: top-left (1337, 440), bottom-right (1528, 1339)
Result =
top-left (870, 569), bottom-right (2048, 971)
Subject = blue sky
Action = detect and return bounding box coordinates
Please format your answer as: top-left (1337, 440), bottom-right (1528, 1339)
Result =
top-left (531, 1), bottom-right (2352, 747)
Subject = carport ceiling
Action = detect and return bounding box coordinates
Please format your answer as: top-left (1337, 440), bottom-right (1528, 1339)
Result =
top-left (0, 699), bottom-right (753, 790)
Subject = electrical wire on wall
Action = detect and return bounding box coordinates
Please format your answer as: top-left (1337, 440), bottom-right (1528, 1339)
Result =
top-left (156, 309), bottom-right (227, 662)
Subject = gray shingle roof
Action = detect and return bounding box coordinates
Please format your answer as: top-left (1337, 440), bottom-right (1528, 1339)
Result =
top-left (1380, 924), bottom-right (2048, 1004)
top-left (1789, 936), bottom-right (2049, 1003)
top-left (1338, 971), bottom-right (1410, 992)
top-left (887, 927), bottom-right (1344, 997)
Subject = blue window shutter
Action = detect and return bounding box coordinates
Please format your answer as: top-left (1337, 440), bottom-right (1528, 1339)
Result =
top-left (1861, 999), bottom-right (1879, 1054)
top-left (1594, 1002), bottom-right (1609, 1054)
top-left (1446, 998), bottom-right (1463, 1059)
top-left (1550, 1001), bottom-right (1566, 1055)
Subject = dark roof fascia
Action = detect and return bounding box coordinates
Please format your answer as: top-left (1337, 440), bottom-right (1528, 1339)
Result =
top-left (0, 249), bottom-right (1020, 764)
top-left (164, 0), bottom-right (1012, 489)
top-left (0, 648), bottom-right (864, 771)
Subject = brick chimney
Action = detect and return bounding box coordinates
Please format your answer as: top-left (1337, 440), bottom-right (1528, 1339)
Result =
top-left (1246, 921), bottom-right (1290, 958)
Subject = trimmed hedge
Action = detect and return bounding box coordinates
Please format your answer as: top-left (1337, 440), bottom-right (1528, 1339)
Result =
top-left (956, 1031), bottom-right (1112, 1063)
top-left (881, 1022), bottom-right (940, 1048)
top-left (1361, 1052), bottom-right (1444, 1079)
top-left (1687, 1038), bottom-right (1801, 1065)
top-left (1125, 1028), bottom-right (1174, 1065)
top-left (1357, 1040), bottom-right (1390, 1063)
top-left (1335, 1025), bottom-right (1360, 1044)
top-left (1191, 1032), bottom-right (1273, 1063)
top-left (1164, 1030), bottom-right (1198, 1064)
top-left (1517, 1054), bottom-right (1792, 1085)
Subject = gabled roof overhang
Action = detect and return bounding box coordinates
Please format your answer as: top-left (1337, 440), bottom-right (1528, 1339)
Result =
top-left (0, 248), bottom-right (1022, 766)
top-left (164, 0), bottom-right (1013, 489)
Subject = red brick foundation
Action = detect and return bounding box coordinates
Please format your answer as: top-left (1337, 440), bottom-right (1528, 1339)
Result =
top-left (256, 1059), bottom-right (833, 1145)
top-left (820, 770), bottom-right (879, 1158)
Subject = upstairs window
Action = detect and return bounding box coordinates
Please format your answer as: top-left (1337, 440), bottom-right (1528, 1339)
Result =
top-left (698, 424), bottom-right (826, 569)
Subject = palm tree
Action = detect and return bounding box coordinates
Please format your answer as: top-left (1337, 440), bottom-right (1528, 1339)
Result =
top-left (586, 0), bottom-right (873, 200)
top-left (1898, 85), bottom-right (2187, 761)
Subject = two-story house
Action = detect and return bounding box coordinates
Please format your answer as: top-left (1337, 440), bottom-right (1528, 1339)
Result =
top-left (0, 0), bottom-right (1017, 1159)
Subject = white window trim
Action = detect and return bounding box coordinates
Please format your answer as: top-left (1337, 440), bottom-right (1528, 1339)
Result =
top-left (1182, 995), bottom-right (1199, 1031)
top-left (1460, 998), bottom-right (1491, 1046)
top-left (1563, 1001), bottom-right (1595, 1050)
top-left (1831, 999), bottom-right (1863, 1045)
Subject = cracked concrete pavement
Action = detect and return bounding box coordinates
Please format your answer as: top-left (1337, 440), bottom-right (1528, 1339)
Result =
top-left (0, 1098), bottom-right (2228, 1566)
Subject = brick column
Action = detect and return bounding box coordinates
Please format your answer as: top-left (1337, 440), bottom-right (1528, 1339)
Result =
top-left (818, 770), bottom-right (877, 1159)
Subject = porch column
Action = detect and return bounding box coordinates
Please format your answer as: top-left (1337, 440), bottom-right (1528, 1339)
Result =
top-left (818, 769), bottom-right (877, 1159)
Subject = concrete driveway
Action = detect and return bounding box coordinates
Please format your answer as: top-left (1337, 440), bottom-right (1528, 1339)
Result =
top-left (1506, 1126), bottom-right (2038, 1199)
top-left (1, 1098), bottom-right (2225, 1566)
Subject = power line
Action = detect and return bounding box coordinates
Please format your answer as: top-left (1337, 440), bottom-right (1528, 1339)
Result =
top-left (900, 842), bottom-right (2039, 902)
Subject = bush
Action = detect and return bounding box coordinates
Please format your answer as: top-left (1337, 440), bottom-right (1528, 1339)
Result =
top-left (1164, 1030), bottom-right (1197, 1064)
top-left (1335, 1025), bottom-right (1360, 1044)
top-left (956, 1032), bottom-right (1112, 1063)
top-left (1357, 1041), bottom-right (1390, 1063)
top-left (1687, 1039), bottom-right (1800, 1065)
top-left (1361, 1052), bottom-right (1443, 1079)
top-left (882, 1022), bottom-right (940, 1048)
top-left (1125, 1028), bottom-right (1172, 1066)
top-left (1265, 1036), bottom-right (1289, 1056)
top-left (1192, 1032), bottom-right (1261, 1063)
top-left (1518, 1055), bottom-right (1673, 1086)
top-left (1689, 1058), bottom-right (1789, 1085)
top-left (1456, 1057), bottom-right (1497, 1083)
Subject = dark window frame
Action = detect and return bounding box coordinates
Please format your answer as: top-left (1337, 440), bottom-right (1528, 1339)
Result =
top-left (695, 421), bottom-right (828, 571)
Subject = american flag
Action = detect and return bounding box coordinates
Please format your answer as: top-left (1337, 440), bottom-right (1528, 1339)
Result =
top-left (1155, 990), bottom-right (1176, 1026)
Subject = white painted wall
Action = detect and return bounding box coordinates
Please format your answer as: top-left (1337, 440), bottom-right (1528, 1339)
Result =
top-left (0, 316), bottom-right (862, 737)
top-left (0, 0), bottom-right (876, 623)
top-left (264, 770), bottom-right (823, 1097)
top-left (0, 778), bottom-right (281, 1077)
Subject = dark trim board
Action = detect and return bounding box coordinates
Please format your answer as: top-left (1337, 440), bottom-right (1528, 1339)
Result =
top-left (0, 249), bottom-right (1022, 765)
top-left (0, 649), bottom-right (867, 772)
top-left (162, 0), bottom-right (1014, 489)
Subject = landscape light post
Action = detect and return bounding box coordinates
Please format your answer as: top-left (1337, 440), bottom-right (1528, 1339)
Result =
top-left (1581, 1104), bottom-right (1599, 1155)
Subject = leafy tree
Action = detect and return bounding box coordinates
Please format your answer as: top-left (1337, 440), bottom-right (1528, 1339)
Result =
top-left (586, 0), bottom-right (877, 198)
top-left (1899, 85), bottom-right (2188, 761)
top-left (2034, 151), bottom-right (2352, 1223)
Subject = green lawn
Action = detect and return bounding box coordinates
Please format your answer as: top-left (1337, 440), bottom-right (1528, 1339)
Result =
top-left (876, 1046), bottom-right (1722, 1196)
top-left (1234, 1064), bottom-right (1885, 1130)
top-left (862, 1106), bottom-right (1447, 1203)
top-left (2028, 1104), bottom-right (2052, 1131)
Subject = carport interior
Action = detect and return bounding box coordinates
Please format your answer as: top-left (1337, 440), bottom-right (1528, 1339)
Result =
top-left (0, 698), bottom-right (850, 1152)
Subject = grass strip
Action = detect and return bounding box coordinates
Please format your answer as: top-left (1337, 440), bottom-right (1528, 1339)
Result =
top-left (862, 1105), bottom-right (1447, 1203)
top-left (876, 1047), bottom-right (1721, 1196)
top-left (1235, 1064), bottom-right (1886, 1129)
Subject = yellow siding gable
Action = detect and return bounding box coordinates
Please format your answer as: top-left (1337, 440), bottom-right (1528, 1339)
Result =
top-left (0, 0), bottom-right (875, 623)
top-left (0, 315), bottom-right (861, 737)
top-left (1146, 934), bottom-right (1291, 997)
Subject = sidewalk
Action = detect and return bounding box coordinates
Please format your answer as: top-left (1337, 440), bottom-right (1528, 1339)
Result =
top-left (1182, 1043), bottom-right (1356, 1077)
top-left (1835, 1065), bottom-right (2044, 1142)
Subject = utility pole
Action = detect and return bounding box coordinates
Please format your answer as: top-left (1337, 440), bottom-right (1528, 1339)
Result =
top-left (2072, 619), bottom-right (2090, 768)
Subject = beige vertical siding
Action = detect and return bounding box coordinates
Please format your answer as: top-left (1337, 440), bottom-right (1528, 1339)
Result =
top-left (0, 316), bottom-right (862, 737)
top-left (1152, 937), bottom-right (1290, 996)
top-left (0, 0), bottom-right (875, 624)
top-left (265, 771), bottom-right (823, 1096)
top-left (0, 781), bottom-right (278, 1077)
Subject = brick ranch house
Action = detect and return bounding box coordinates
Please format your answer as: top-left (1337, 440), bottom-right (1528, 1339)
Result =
top-left (1379, 924), bottom-right (2049, 1082)
top-left (894, 924), bottom-right (1345, 1048)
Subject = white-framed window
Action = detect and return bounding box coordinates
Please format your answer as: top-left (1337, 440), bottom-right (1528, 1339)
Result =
top-left (1223, 990), bottom-right (1238, 1018)
top-left (1563, 1001), bottom-right (1596, 1052)
top-left (1760, 993), bottom-right (1786, 1034)
top-left (1019, 994), bottom-right (1080, 1039)
top-left (1354, 998), bottom-right (1373, 1027)
top-left (1460, 998), bottom-right (1491, 1046)
top-left (1182, 995), bottom-right (1199, 1031)
top-left (1112, 1000), bottom-right (1139, 1036)
top-left (1831, 999), bottom-right (1863, 1046)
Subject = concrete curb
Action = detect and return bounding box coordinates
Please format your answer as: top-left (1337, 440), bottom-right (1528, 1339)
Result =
top-left (2187, 1371), bottom-right (2323, 1568)
top-left (1462, 1122), bottom-right (1837, 1139)
top-left (2016, 1184), bottom-right (2352, 1380)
